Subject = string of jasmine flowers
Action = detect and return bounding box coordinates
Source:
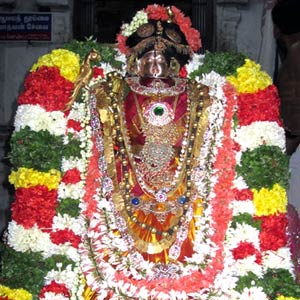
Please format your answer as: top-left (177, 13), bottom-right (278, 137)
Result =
top-left (78, 65), bottom-right (239, 300)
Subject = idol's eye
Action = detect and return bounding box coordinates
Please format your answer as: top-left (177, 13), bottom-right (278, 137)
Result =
top-left (165, 28), bottom-right (182, 44)
top-left (137, 23), bottom-right (155, 38)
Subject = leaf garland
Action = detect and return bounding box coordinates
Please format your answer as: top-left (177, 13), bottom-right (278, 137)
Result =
top-left (63, 37), bottom-right (123, 70)
top-left (63, 134), bottom-right (83, 159)
top-left (236, 145), bottom-right (289, 190)
top-left (9, 127), bottom-right (64, 172)
top-left (231, 213), bottom-right (261, 230)
top-left (0, 245), bottom-right (48, 300)
top-left (56, 198), bottom-right (80, 218)
top-left (0, 244), bottom-right (75, 300)
top-left (235, 269), bottom-right (300, 298)
top-left (189, 51), bottom-right (246, 79)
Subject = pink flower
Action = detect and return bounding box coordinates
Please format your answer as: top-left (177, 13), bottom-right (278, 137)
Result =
top-left (116, 33), bottom-right (128, 55)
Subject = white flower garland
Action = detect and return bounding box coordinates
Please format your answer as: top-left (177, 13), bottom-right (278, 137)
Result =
top-left (7, 48), bottom-right (297, 299)
top-left (262, 248), bottom-right (295, 274)
top-left (44, 264), bottom-right (85, 300)
top-left (40, 292), bottom-right (70, 300)
top-left (14, 104), bottom-right (67, 136)
top-left (233, 121), bottom-right (285, 152)
top-left (7, 221), bottom-right (55, 256)
top-left (79, 70), bottom-right (239, 300)
top-left (52, 214), bottom-right (86, 236)
top-left (230, 200), bottom-right (255, 216)
top-left (58, 182), bottom-right (86, 200)
top-left (121, 10), bottom-right (148, 37)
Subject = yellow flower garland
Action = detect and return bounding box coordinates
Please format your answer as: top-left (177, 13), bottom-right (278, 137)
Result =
top-left (30, 49), bottom-right (80, 83)
top-left (277, 296), bottom-right (300, 300)
top-left (0, 285), bottom-right (32, 300)
top-left (252, 183), bottom-right (287, 216)
top-left (9, 167), bottom-right (61, 190)
top-left (227, 59), bottom-right (272, 93)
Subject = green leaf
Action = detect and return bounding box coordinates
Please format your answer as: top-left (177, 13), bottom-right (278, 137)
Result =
top-left (231, 213), bottom-right (261, 230)
top-left (0, 244), bottom-right (47, 300)
top-left (9, 127), bottom-right (64, 172)
top-left (57, 198), bottom-right (80, 217)
top-left (236, 145), bottom-right (289, 190)
top-left (64, 37), bottom-right (124, 70)
top-left (189, 51), bottom-right (246, 79)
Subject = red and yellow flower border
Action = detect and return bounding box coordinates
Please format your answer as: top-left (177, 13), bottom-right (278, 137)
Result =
top-left (1, 45), bottom-right (298, 299)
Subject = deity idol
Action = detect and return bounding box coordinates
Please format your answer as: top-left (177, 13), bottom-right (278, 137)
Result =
top-left (2, 4), bottom-right (300, 300)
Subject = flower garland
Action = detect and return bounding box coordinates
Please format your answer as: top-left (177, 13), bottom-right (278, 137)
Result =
top-left (77, 55), bottom-right (298, 299)
top-left (117, 4), bottom-right (201, 54)
top-left (78, 71), bottom-right (236, 299)
top-left (1, 42), bottom-right (299, 300)
top-left (226, 59), bottom-right (298, 300)
top-left (3, 48), bottom-right (86, 299)
top-left (30, 49), bottom-right (80, 83)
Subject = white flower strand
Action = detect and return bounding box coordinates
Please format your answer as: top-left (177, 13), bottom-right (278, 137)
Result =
top-left (78, 70), bottom-right (240, 299)
top-left (14, 104), bottom-right (67, 136)
top-left (121, 10), bottom-right (148, 37)
top-left (233, 121), bottom-right (285, 152)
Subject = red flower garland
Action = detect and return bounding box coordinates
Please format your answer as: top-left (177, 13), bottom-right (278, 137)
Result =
top-left (50, 229), bottom-right (81, 248)
top-left (67, 119), bottom-right (82, 132)
top-left (11, 186), bottom-right (58, 230)
top-left (17, 66), bottom-right (74, 112)
top-left (39, 281), bottom-right (70, 298)
top-left (116, 34), bottom-right (128, 55)
top-left (117, 4), bottom-right (201, 54)
top-left (232, 241), bottom-right (262, 264)
top-left (145, 4), bottom-right (169, 20)
top-left (237, 84), bottom-right (282, 126)
top-left (233, 188), bottom-right (254, 201)
top-left (83, 140), bottom-right (102, 219)
top-left (93, 67), bottom-right (105, 79)
top-left (170, 5), bottom-right (201, 52)
top-left (61, 168), bottom-right (81, 184)
top-left (255, 214), bottom-right (288, 251)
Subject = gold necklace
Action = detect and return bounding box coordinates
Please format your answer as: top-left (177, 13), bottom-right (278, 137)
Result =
top-left (101, 72), bottom-right (210, 254)
top-left (113, 85), bottom-right (205, 242)
top-left (133, 93), bottom-right (181, 191)
top-left (132, 93), bottom-right (189, 199)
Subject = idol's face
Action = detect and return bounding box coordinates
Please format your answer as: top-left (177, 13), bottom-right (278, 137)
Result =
top-left (137, 50), bottom-right (169, 78)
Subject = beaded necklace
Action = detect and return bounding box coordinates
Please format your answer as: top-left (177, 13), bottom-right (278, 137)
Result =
top-left (132, 92), bottom-right (188, 202)
top-left (105, 73), bottom-right (208, 255)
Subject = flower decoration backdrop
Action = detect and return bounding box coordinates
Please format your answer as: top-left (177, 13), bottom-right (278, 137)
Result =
top-left (1, 23), bottom-right (300, 300)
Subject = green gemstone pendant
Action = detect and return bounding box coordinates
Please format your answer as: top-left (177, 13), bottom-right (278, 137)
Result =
top-left (154, 106), bottom-right (164, 116)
